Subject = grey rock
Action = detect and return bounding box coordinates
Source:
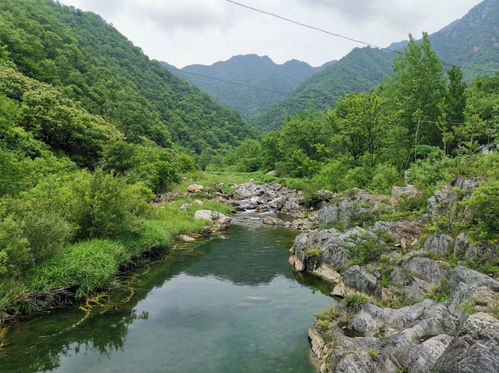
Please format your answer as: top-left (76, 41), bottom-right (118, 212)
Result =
top-left (341, 265), bottom-right (382, 298)
top-left (454, 233), bottom-right (497, 263)
top-left (187, 184), bottom-right (204, 193)
top-left (403, 256), bottom-right (449, 284)
top-left (390, 185), bottom-right (421, 204)
top-left (423, 230), bottom-right (455, 256)
top-left (234, 182), bottom-right (266, 198)
top-left (401, 334), bottom-right (453, 373)
top-left (371, 220), bottom-right (426, 249)
top-left (432, 313), bottom-right (499, 373)
top-left (262, 216), bottom-right (284, 226)
top-left (194, 210), bottom-right (232, 226)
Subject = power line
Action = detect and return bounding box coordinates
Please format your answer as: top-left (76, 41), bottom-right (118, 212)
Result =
top-left (224, 0), bottom-right (495, 74)
top-left (312, 0), bottom-right (410, 35)
top-left (169, 66), bottom-right (292, 96)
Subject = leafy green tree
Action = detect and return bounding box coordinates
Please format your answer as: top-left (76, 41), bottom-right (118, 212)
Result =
top-left (390, 33), bottom-right (446, 147)
top-left (445, 65), bottom-right (467, 152)
top-left (332, 92), bottom-right (386, 165)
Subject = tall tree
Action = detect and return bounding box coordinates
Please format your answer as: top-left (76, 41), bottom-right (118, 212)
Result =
top-left (445, 65), bottom-right (467, 153)
top-left (390, 33), bottom-right (446, 147)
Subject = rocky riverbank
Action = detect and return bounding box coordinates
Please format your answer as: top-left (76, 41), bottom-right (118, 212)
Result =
top-left (221, 178), bottom-right (498, 373)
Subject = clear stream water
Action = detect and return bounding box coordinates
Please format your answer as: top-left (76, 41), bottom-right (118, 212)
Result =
top-left (0, 220), bottom-right (334, 373)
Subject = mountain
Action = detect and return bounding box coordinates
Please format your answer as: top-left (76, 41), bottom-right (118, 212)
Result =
top-left (251, 47), bottom-right (394, 132)
top-left (162, 54), bottom-right (330, 121)
top-left (0, 0), bottom-right (254, 153)
top-left (252, 0), bottom-right (499, 132)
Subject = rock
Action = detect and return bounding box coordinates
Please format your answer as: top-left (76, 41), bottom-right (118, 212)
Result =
top-left (428, 176), bottom-right (480, 223)
top-left (423, 230), bottom-right (455, 256)
top-left (281, 196), bottom-right (304, 215)
top-left (193, 210), bottom-right (232, 226)
top-left (447, 266), bottom-right (499, 320)
top-left (432, 313), bottom-right (499, 373)
top-left (316, 189), bottom-right (386, 227)
top-left (333, 265), bottom-right (382, 298)
top-left (316, 189), bottom-right (335, 200)
top-left (178, 235), bottom-right (195, 242)
top-left (266, 170), bottom-right (276, 176)
top-left (234, 182), bottom-right (265, 198)
top-left (401, 334), bottom-right (453, 373)
top-left (288, 255), bottom-right (305, 272)
top-left (262, 216), bottom-right (284, 226)
top-left (180, 203), bottom-right (192, 210)
top-left (371, 220), bottom-right (426, 249)
top-left (403, 256), bottom-right (449, 284)
top-left (193, 199), bottom-right (204, 205)
top-left (291, 218), bottom-right (312, 230)
top-left (454, 233), bottom-right (497, 264)
top-left (390, 185), bottom-right (421, 204)
top-left (187, 184), bottom-right (204, 193)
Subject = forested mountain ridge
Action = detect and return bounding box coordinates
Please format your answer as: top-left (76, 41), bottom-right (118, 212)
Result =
top-left (0, 0), bottom-right (255, 153)
top-left (162, 54), bottom-right (330, 121)
top-left (252, 0), bottom-right (499, 132)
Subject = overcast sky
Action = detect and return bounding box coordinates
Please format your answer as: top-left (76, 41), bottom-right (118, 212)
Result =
top-left (58, 0), bottom-right (482, 68)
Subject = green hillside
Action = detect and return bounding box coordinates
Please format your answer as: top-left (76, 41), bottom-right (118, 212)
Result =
top-left (163, 54), bottom-right (328, 121)
top-left (0, 0), bottom-right (254, 152)
top-left (251, 47), bottom-right (394, 132)
top-left (252, 0), bottom-right (499, 132)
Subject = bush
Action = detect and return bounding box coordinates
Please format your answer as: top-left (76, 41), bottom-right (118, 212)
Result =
top-left (0, 217), bottom-right (31, 277)
top-left (462, 180), bottom-right (499, 239)
top-left (368, 163), bottom-right (403, 194)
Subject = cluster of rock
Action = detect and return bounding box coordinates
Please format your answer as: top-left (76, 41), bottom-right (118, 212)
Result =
top-left (287, 177), bottom-right (498, 373)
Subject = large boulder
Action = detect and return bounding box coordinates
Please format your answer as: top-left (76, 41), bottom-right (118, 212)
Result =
top-left (187, 184), bottom-right (204, 193)
top-left (423, 230), bottom-right (455, 256)
top-left (332, 265), bottom-right (382, 298)
top-left (234, 182), bottom-right (266, 198)
top-left (194, 210), bottom-right (232, 226)
top-left (371, 220), bottom-right (426, 249)
top-left (402, 256), bottom-right (449, 285)
top-left (431, 312), bottom-right (499, 373)
top-left (390, 185), bottom-right (421, 205)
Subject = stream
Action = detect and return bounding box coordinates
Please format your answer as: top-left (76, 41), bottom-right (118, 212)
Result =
top-left (0, 218), bottom-right (334, 373)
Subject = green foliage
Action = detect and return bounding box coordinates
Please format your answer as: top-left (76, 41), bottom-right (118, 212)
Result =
top-left (460, 299), bottom-right (477, 315)
top-left (0, 0), bottom-right (254, 151)
top-left (164, 55), bottom-right (320, 122)
top-left (462, 180), bottom-right (499, 239)
top-left (304, 248), bottom-right (321, 258)
top-left (344, 295), bottom-right (368, 310)
top-left (347, 238), bottom-right (384, 266)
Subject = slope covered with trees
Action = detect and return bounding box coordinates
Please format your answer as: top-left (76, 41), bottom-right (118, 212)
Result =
top-left (163, 55), bottom-right (329, 121)
top-left (252, 0), bottom-right (499, 132)
top-left (0, 0), bottom-right (254, 152)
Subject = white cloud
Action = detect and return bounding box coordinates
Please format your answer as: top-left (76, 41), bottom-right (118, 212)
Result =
top-left (59, 0), bottom-right (484, 67)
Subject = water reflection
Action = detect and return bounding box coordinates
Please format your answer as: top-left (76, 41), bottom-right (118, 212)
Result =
top-left (1, 224), bottom-right (334, 373)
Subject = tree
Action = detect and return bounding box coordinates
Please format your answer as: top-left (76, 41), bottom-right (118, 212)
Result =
top-left (390, 33), bottom-right (446, 147)
top-left (332, 92), bottom-right (386, 165)
top-left (445, 65), bottom-right (467, 153)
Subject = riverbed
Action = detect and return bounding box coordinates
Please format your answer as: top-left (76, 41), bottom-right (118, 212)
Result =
top-left (0, 220), bottom-right (334, 373)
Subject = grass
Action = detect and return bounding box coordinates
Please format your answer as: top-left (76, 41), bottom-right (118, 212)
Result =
top-left (0, 195), bottom-right (234, 319)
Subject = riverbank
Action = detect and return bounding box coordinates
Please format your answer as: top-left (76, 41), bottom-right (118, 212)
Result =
top-left (0, 178), bottom-right (236, 325)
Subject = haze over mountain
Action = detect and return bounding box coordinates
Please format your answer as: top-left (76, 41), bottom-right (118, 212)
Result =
top-left (250, 0), bottom-right (499, 132)
top-left (162, 55), bottom-right (333, 121)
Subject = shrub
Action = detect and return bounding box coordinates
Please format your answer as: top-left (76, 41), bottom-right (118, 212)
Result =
top-left (462, 180), bottom-right (499, 239)
top-left (344, 295), bottom-right (367, 310)
top-left (347, 238), bottom-right (383, 265)
top-left (368, 163), bottom-right (403, 195)
top-left (0, 217), bottom-right (31, 277)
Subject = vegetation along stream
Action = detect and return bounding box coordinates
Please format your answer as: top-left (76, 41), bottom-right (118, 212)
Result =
top-left (0, 219), bottom-right (335, 373)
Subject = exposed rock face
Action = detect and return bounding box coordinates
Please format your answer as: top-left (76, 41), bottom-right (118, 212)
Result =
top-left (423, 230), bottom-right (455, 256)
top-left (371, 220), bottom-right (426, 249)
top-left (332, 265), bottom-right (382, 298)
top-left (403, 256), bottom-right (449, 284)
top-left (454, 233), bottom-right (497, 263)
top-left (427, 176), bottom-right (479, 223)
top-left (311, 299), bottom-right (458, 373)
top-left (432, 313), bottom-right (499, 373)
top-left (316, 189), bottom-right (386, 227)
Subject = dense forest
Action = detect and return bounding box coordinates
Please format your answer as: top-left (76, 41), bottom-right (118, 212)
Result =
top-left (252, 0), bottom-right (499, 132)
top-left (163, 55), bottom-right (329, 121)
top-left (0, 0), bottom-right (254, 152)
